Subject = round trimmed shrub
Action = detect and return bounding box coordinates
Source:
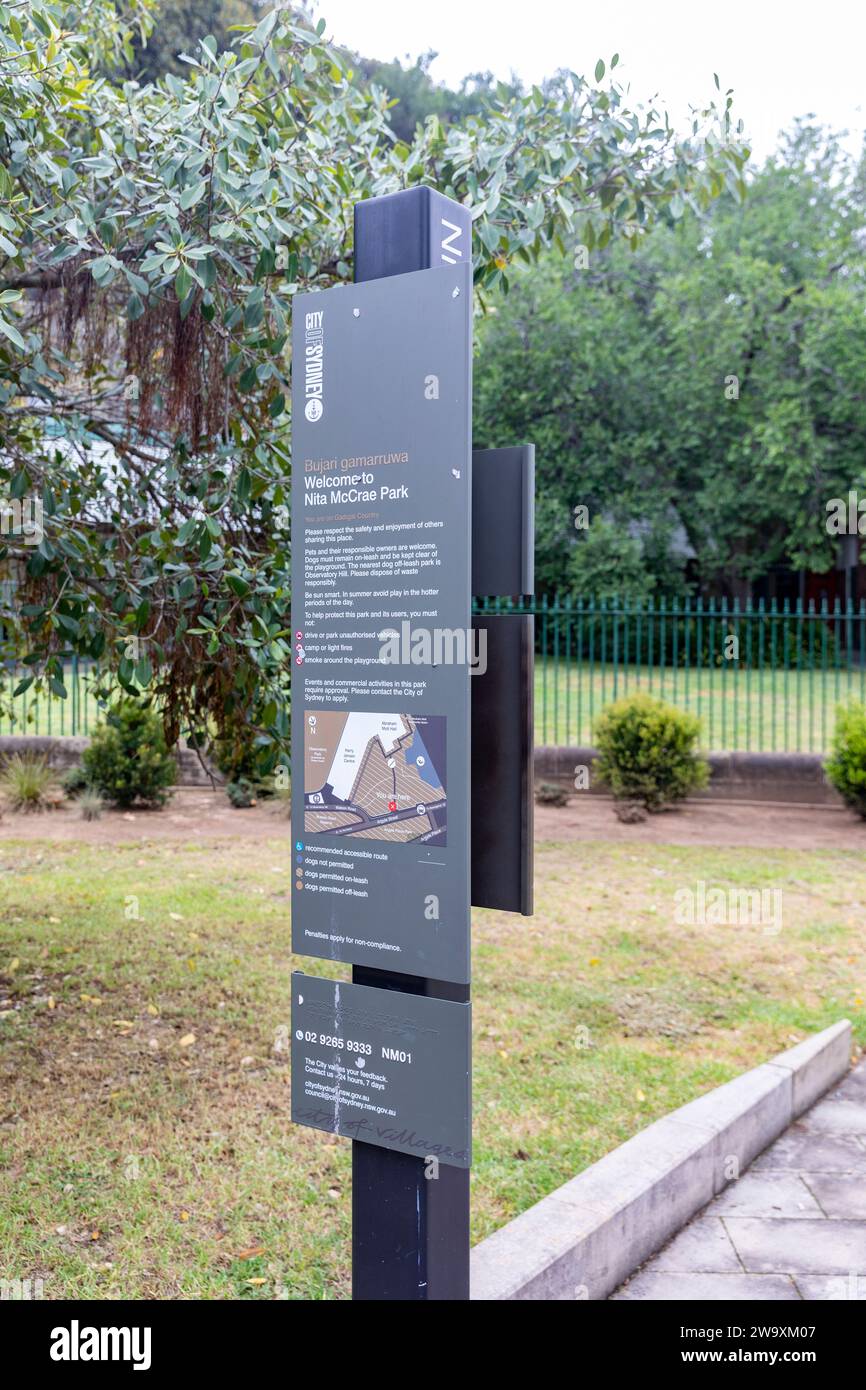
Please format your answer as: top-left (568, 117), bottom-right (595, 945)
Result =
top-left (535, 781), bottom-right (569, 807)
top-left (592, 692), bottom-right (709, 811)
top-left (212, 729), bottom-right (277, 808)
top-left (60, 764), bottom-right (89, 798)
top-left (825, 702), bottom-right (866, 818)
top-left (82, 699), bottom-right (176, 808)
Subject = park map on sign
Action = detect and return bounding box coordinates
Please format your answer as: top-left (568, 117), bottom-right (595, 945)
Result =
top-left (304, 712), bottom-right (447, 846)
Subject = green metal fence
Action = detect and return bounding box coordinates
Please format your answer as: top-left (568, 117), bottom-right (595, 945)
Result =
top-left (474, 595), bottom-right (866, 753)
top-left (0, 655), bottom-right (104, 739)
top-left (2, 597), bottom-right (865, 752)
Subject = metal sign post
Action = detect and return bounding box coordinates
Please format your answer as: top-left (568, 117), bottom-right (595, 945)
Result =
top-left (290, 187), bottom-right (534, 1300)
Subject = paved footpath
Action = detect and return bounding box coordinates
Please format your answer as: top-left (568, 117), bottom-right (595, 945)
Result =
top-left (613, 1061), bottom-right (866, 1300)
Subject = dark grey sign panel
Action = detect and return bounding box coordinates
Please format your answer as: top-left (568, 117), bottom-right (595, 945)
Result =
top-left (291, 264), bottom-right (472, 984)
top-left (471, 615), bottom-right (534, 914)
top-left (472, 446), bottom-right (535, 597)
top-left (291, 972), bottom-right (471, 1167)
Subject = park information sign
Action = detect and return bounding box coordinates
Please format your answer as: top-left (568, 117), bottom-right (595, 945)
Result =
top-left (290, 261), bottom-right (472, 985)
top-left (291, 973), bottom-right (471, 1167)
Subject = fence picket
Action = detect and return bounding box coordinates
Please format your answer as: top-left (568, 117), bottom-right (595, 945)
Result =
top-left (2, 596), bottom-right (864, 753)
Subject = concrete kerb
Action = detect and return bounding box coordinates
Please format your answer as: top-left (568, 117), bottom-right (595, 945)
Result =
top-left (0, 734), bottom-right (842, 800)
top-left (469, 1020), bottom-right (853, 1301)
top-left (766, 1020), bottom-right (854, 1117)
top-left (536, 746), bottom-right (841, 806)
top-left (0, 733), bottom-right (220, 787)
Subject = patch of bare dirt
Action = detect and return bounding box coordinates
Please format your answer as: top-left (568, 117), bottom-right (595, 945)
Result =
top-left (0, 788), bottom-right (290, 844)
top-left (1, 787), bottom-right (863, 851)
top-left (534, 796), bottom-right (866, 851)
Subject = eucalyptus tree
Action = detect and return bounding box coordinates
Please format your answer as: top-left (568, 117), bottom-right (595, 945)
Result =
top-left (0, 0), bottom-right (748, 764)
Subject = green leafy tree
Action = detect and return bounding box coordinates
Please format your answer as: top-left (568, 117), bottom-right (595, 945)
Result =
top-left (474, 252), bottom-right (684, 595)
top-left (644, 122), bottom-right (866, 596)
top-left (0, 1), bottom-right (748, 767)
top-left (114, 0), bottom-right (261, 83)
top-left (566, 519), bottom-right (658, 602)
top-left (475, 122), bottom-right (866, 600)
top-left (352, 49), bottom-right (519, 144)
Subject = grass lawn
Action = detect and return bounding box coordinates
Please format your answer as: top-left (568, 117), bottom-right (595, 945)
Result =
top-left (0, 833), bottom-right (864, 1299)
top-left (5, 659), bottom-right (866, 753)
top-left (535, 660), bottom-right (866, 752)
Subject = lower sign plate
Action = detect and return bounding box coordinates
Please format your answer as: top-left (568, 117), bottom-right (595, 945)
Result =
top-left (291, 973), bottom-right (471, 1168)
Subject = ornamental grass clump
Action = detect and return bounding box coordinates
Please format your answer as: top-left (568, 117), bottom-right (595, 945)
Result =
top-left (0, 752), bottom-right (55, 812)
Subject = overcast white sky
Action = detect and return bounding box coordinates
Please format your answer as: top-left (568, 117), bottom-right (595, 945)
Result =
top-left (310, 0), bottom-right (866, 163)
